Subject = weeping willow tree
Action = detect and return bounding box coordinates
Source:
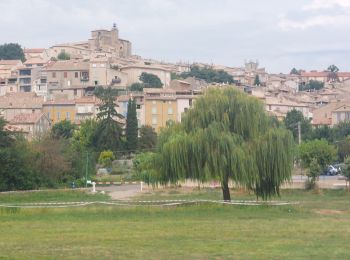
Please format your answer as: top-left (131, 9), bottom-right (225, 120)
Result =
top-left (143, 87), bottom-right (294, 200)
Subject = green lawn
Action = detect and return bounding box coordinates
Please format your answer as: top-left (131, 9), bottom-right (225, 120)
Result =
top-left (0, 189), bottom-right (349, 259)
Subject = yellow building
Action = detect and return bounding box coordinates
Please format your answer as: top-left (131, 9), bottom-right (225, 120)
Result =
top-left (144, 88), bottom-right (177, 133)
top-left (43, 100), bottom-right (76, 125)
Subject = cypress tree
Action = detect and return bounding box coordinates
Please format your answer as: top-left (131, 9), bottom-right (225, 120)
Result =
top-left (126, 98), bottom-right (138, 151)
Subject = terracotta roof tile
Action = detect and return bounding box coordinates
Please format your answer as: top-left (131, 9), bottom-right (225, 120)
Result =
top-left (10, 112), bottom-right (45, 124)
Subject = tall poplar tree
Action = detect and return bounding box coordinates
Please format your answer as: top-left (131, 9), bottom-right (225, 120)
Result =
top-left (143, 88), bottom-right (294, 200)
top-left (126, 98), bottom-right (138, 151)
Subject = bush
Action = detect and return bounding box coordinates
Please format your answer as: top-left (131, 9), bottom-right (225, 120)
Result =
top-left (98, 150), bottom-right (115, 168)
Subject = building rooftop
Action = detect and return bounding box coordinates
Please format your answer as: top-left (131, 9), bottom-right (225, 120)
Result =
top-left (0, 60), bottom-right (22, 65)
top-left (0, 92), bottom-right (44, 109)
top-left (24, 48), bottom-right (46, 53)
top-left (10, 112), bottom-right (46, 124)
top-left (46, 60), bottom-right (90, 71)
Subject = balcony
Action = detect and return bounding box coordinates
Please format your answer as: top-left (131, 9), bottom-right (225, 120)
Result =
top-left (81, 76), bottom-right (89, 82)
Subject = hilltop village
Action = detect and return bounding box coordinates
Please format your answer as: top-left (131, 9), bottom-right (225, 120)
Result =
top-left (1, 24), bottom-right (350, 139)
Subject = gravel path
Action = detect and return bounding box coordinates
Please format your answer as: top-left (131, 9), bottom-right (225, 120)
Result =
top-left (96, 184), bottom-right (141, 200)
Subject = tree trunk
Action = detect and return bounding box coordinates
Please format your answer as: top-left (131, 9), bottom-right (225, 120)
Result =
top-left (222, 181), bottom-right (231, 201)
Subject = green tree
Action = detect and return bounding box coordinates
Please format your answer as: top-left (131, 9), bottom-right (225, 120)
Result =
top-left (129, 82), bottom-right (144, 92)
top-left (0, 119), bottom-right (39, 191)
top-left (334, 137), bottom-right (350, 162)
top-left (98, 150), bottom-right (115, 168)
top-left (57, 51), bottom-right (70, 60)
top-left (142, 88), bottom-right (294, 200)
top-left (307, 158), bottom-right (321, 189)
top-left (299, 80), bottom-right (324, 91)
top-left (290, 68), bottom-right (301, 75)
top-left (180, 66), bottom-right (234, 84)
top-left (139, 72), bottom-right (163, 88)
top-left (126, 98), bottom-right (138, 151)
top-left (171, 72), bottom-right (181, 80)
top-left (32, 137), bottom-right (72, 187)
top-left (327, 64), bottom-right (339, 73)
top-left (284, 109), bottom-right (312, 142)
top-left (311, 125), bottom-right (332, 142)
top-left (331, 121), bottom-right (350, 141)
top-left (254, 75), bottom-right (261, 86)
top-left (0, 43), bottom-right (25, 61)
top-left (299, 139), bottom-right (337, 171)
top-left (51, 120), bottom-right (76, 139)
top-left (93, 87), bottom-right (122, 152)
top-left (343, 157), bottom-right (350, 190)
top-left (327, 64), bottom-right (339, 83)
top-left (139, 125), bottom-right (157, 150)
top-left (71, 119), bottom-right (98, 152)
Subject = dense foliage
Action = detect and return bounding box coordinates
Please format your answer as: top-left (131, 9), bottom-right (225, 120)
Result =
top-left (284, 109), bottom-right (312, 142)
top-left (298, 139), bottom-right (337, 170)
top-left (51, 120), bottom-right (77, 139)
top-left (139, 88), bottom-right (294, 200)
top-left (139, 125), bottom-right (157, 150)
top-left (180, 66), bottom-right (234, 84)
top-left (93, 87), bottom-right (122, 152)
top-left (57, 51), bottom-right (70, 60)
top-left (0, 43), bottom-right (25, 61)
top-left (139, 72), bottom-right (163, 88)
top-left (299, 80), bottom-right (324, 91)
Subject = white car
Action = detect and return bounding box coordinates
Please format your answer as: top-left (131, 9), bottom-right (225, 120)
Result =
top-left (326, 165), bottom-right (338, 176)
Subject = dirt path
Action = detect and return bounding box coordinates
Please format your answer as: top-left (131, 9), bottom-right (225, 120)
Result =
top-left (96, 184), bottom-right (141, 200)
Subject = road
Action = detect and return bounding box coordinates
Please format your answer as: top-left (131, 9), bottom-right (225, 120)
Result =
top-left (96, 184), bottom-right (141, 200)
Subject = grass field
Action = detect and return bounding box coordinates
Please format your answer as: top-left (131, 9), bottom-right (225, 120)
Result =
top-left (0, 188), bottom-right (349, 259)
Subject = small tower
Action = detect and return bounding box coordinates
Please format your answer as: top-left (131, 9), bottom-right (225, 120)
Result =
top-left (111, 22), bottom-right (119, 45)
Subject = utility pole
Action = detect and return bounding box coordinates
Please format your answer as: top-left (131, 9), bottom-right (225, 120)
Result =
top-left (297, 121), bottom-right (301, 145)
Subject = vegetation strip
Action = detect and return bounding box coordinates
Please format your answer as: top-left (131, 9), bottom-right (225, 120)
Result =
top-left (0, 199), bottom-right (299, 208)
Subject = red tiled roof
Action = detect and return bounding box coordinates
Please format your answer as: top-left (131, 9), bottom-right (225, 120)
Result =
top-left (10, 112), bottom-right (45, 124)
top-left (44, 99), bottom-right (76, 105)
top-left (24, 48), bottom-right (45, 53)
top-left (300, 72), bottom-right (328, 77)
top-left (0, 60), bottom-right (22, 65)
top-left (0, 92), bottom-right (44, 108)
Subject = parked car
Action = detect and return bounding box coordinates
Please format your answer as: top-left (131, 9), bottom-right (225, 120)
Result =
top-left (324, 165), bottom-right (338, 176)
top-left (334, 163), bottom-right (345, 174)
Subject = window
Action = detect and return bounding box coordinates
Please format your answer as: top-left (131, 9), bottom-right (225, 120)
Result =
top-left (10, 87), bottom-right (13, 91)
top-left (57, 112), bottom-right (60, 120)
top-left (74, 89), bottom-right (77, 96)
top-left (136, 104), bottom-right (141, 109)
top-left (152, 107), bottom-right (157, 115)
top-left (66, 112), bottom-right (70, 119)
top-left (52, 72), bottom-right (56, 78)
top-left (346, 112), bottom-right (350, 121)
top-left (75, 72), bottom-right (78, 78)
top-left (152, 116), bottom-right (157, 125)
top-left (64, 72), bottom-right (67, 78)
top-left (168, 107), bottom-right (173, 115)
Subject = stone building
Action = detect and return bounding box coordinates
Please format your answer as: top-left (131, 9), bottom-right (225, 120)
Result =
top-left (49, 24), bottom-right (132, 59)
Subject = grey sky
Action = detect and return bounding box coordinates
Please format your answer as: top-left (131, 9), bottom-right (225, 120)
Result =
top-left (0, 0), bottom-right (350, 73)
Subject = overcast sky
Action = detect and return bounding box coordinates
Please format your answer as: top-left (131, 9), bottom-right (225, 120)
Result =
top-left (1, 0), bottom-right (350, 73)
